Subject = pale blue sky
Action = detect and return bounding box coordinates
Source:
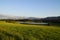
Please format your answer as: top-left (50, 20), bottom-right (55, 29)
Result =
top-left (0, 0), bottom-right (60, 18)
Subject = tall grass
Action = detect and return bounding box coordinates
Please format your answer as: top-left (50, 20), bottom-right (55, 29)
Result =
top-left (0, 21), bottom-right (60, 40)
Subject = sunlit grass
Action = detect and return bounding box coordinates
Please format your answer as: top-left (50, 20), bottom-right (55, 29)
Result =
top-left (0, 21), bottom-right (60, 40)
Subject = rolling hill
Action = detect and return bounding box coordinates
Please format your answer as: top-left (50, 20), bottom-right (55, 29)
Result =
top-left (0, 21), bottom-right (60, 40)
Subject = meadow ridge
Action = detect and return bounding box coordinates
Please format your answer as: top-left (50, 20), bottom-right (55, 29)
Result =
top-left (0, 21), bottom-right (60, 40)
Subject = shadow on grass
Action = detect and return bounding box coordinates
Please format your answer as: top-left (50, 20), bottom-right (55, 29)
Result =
top-left (0, 31), bottom-right (22, 40)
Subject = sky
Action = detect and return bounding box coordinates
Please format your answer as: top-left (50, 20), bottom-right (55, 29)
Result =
top-left (0, 0), bottom-right (60, 18)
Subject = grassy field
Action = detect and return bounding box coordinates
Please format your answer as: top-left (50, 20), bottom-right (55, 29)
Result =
top-left (0, 21), bottom-right (60, 40)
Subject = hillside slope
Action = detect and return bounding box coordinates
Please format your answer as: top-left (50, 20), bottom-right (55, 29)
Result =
top-left (0, 21), bottom-right (60, 40)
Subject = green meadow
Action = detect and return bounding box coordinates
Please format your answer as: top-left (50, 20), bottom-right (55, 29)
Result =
top-left (0, 21), bottom-right (60, 40)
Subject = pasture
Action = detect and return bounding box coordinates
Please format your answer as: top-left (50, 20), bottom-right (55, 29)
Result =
top-left (0, 21), bottom-right (60, 40)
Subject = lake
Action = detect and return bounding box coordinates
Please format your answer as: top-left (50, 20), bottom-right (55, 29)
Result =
top-left (18, 22), bottom-right (48, 25)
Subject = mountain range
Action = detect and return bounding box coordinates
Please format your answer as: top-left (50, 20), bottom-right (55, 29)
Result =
top-left (0, 14), bottom-right (60, 20)
top-left (0, 15), bottom-right (27, 19)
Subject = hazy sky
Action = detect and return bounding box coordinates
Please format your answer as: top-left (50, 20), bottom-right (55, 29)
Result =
top-left (0, 0), bottom-right (60, 18)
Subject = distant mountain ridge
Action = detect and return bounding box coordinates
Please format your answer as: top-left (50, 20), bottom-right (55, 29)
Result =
top-left (0, 14), bottom-right (41, 20)
top-left (0, 14), bottom-right (27, 19)
top-left (0, 15), bottom-right (9, 19)
top-left (0, 14), bottom-right (60, 20)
